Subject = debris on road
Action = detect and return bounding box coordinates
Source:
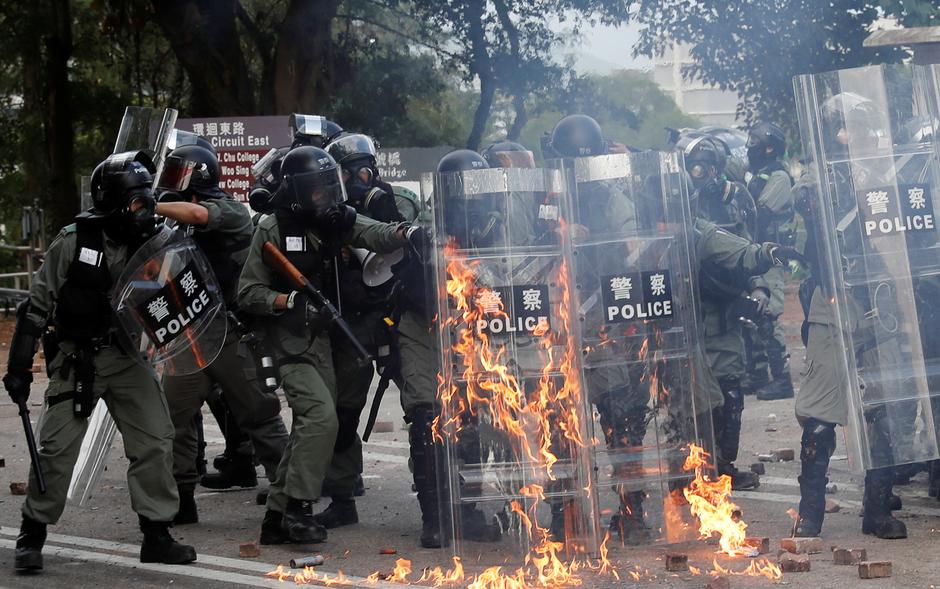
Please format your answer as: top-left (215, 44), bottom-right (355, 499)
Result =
top-left (858, 561), bottom-right (892, 579)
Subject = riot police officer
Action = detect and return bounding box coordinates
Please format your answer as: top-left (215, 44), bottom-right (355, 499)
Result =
top-left (678, 132), bottom-right (764, 490)
top-left (238, 146), bottom-right (424, 544)
top-left (746, 122), bottom-right (797, 401)
top-left (3, 152), bottom-right (196, 573)
top-left (793, 92), bottom-right (907, 539)
top-left (310, 132), bottom-right (405, 529)
top-left (154, 143), bottom-right (289, 523)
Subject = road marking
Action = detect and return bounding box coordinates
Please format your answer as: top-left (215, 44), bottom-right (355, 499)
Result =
top-left (759, 476), bottom-right (863, 493)
top-left (734, 490), bottom-right (940, 517)
top-left (365, 440), bottom-right (410, 450)
top-left (0, 528), bottom-right (410, 589)
top-left (362, 451), bottom-right (409, 464)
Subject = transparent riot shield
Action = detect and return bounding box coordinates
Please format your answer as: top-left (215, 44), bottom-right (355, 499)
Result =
top-left (112, 226), bottom-right (227, 376)
top-left (428, 166), bottom-right (600, 570)
top-left (112, 105), bottom-right (178, 181)
top-left (553, 151), bottom-right (709, 545)
top-left (794, 63), bottom-right (940, 471)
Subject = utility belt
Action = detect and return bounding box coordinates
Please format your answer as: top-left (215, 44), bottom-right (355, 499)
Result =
top-left (47, 334), bottom-right (122, 418)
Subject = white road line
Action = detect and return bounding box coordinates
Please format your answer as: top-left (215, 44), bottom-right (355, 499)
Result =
top-left (362, 451), bottom-right (409, 465)
top-left (0, 528), bottom-right (410, 589)
top-left (759, 476), bottom-right (863, 493)
top-left (365, 441), bottom-right (410, 450)
top-left (734, 490), bottom-right (940, 517)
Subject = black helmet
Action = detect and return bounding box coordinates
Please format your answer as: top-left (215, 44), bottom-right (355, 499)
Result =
top-left (700, 126), bottom-right (748, 181)
top-left (437, 149), bottom-right (489, 173)
top-left (548, 115), bottom-right (606, 158)
top-left (747, 121), bottom-right (786, 171)
top-left (820, 92), bottom-right (886, 156)
top-left (280, 146), bottom-right (346, 215)
top-left (326, 133), bottom-right (379, 167)
top-left (481, 141), bottom-right (535, 168)
top-left (157, 144), bottom-right (222, 197)
top-left (289, 114), bottom-right (344, 149)
top-left (89, 151), bottom-right (156, 218)
top-left (677, 133), bottom-right (726, 176)
top-left (169, 129), bottom-right (216, 154)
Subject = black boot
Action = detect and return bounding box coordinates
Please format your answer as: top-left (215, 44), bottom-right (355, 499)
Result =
top-left (928, 460), bottom-right (940, 499)
top-left (862, 467), bottom-right (907, 539)
top-left (139, 516), bottom-right (197, 564)
top-left (756, 372), bottom-right (795, 400)
top-left (716, 382), bottom-right (758, 489)
top-left (548, 502), bottom-right (566, 542)
top-left (14, 515), bottom-right (46, 574)
top-left (459, 504), bottom-right (501, 542)
top-left (259, 509), bottom-right (290, 545)
top-left (174, 483), bottom-right (198, 525)
top-left (282, 498), bottom-right (327, 544)
top-left (200, 453), bottom-right (258, 490)
top-left (609, 490), bottom-right (651, 545)
top-left (409, 405), bottom-right (449, 549)
top-left (794, 419), bottom-right (835, 537)
top-left (313, 496), bottom-right (359, 529)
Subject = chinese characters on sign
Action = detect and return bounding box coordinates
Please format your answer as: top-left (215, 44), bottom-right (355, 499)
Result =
top-left (473, 284), bottom-right (551, 334)
top-left (602, 270), bottom-right (674, 324)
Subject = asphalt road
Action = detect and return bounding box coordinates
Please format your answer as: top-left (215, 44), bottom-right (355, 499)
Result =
top-left (0, 305), bottom-right (938, 588)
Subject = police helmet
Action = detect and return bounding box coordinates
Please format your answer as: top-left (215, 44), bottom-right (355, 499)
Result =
top-left (289, 114), bottom-right (344, 149)
top-left (548, 115), bottom-right (606, 158)
top-left (480, 141), bottom-right (535, 169)
top-left (281, 146), bottom-right (346, 215)
top-left (89, 151), bottom-right (156, 218)
top-left (437, 149), bottom-right (489, 173)
top-left (157, 144), bottom-right (222, 197)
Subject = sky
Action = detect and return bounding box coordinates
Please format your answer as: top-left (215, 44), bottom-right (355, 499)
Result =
top-left (556, 21), bottom-right (652, 74)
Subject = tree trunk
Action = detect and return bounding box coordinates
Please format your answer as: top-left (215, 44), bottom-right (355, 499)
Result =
top-left (150, 0), bottom-right (256, 116)
top-left (45, 0), bottom-right (77, 228)
top-left (507, 94), bottom-right (527, 141)
top-left (271, 0), bottom-right (340, 115)
top-left (18, 4), bottom-right (45, 210)
top-left (465, 1), bottom-right (494, 151)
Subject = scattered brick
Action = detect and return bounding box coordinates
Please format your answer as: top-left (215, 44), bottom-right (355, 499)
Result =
top-left (665, 553), bottom-right (688, 572)
top-left (858, 561), bottom-right (892, 579)
top-left (780, 537), bottom-right (823, 554)
top-left (833, 548), bottom-right (867, 565)
top-left (825, 499), bottom-right (841, 513)
top-left (778, 552), bottom-right (811, 573)
top-left (744, 537), bottom-right (770, 554)
top-left (775, 448), bottom-right (795, 462)
top-left (239, 542), bottom-right (260, 558)
top-left (705, 576), bottom-right (731, 589)
top-left (750, 463), bottom-right (765, 475)
top-left (758, 453), bottom-right (779, 462)
top-left (9, 482), bottom-right (26, 495)
top-left (380, 548), bottom-right (397, 555)
top-left (371, 421), bottom-right (394, 434)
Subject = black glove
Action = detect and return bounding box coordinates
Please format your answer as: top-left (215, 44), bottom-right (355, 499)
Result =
top-left (284, 291), bottom-right (330, 335)
top-left (767, 244), bottom-right (806, 266)
top-left (365, 189), bottom-right (401, 222)
top-left (749, 288), bottom-right (770, 315)
top-left (325, 204), bottom-right (357, 233)
top-left (405, 225), bottom-right (432, 264)
top-left (3, 370), bottom-right (32, 405)
top-left (156, 190), bottom-right (186, 203)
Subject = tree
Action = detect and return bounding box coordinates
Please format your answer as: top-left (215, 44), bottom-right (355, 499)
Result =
top-left (631, 0), bottom-right (920, 134)
top-left (516, 70), bottom-right (700, 158)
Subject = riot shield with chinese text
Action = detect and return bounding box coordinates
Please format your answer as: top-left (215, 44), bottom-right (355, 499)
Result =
top-left (794, 63), bottom-right (940, 471)
top-left (111, 226), bottom-right (227, 376)
top-left (428, 166), bottom-right (600, 567)
top-left (554, 151), bottom-right (708, 544)
top-left (113, 105), bottom-right (178, 183)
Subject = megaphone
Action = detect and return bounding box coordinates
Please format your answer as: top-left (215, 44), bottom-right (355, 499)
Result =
top-left (353, 248), bottom-right (405, 287)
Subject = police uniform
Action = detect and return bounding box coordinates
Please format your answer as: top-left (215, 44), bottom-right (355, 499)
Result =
top-left (22, 220), bottom-right (179, 525)
top-left (237, 212), bottom-right (407, 516)
top-left (747, 164), bottom-right (796, 397)
top-left (163, 195), bottom-right (289, 500)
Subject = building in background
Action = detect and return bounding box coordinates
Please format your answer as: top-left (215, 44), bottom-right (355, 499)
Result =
top-left (651, 41), bottom-right (740, 128)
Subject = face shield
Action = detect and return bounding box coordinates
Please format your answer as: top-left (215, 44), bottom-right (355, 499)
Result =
top-left (288, 166), bottom-right (347, 215)
top-left (328, 134), bottom-right (378, 165)
top-left (155, 155), bottom-right (196, 193)
top-left (487, 150), bottom-right (536, 169)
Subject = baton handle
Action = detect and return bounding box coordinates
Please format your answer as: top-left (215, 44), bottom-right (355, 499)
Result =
top-left (362, 373), bottom-right (392, 442)
top-left (17, 401), bottom-right (46, 494)
top-left (262, 242), bottom-right (373, 365)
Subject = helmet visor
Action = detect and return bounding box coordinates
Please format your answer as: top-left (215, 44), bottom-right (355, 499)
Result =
top-left (156, 155), bottom-right (196, 192)
top-left (328, 134), bottom-right (378, 165)
top-left (252, 147), bottom-right (289, 183)
top-left (290, 167), bottom-right (347, 214)
top-left (487, 150), bottom-right (536, 169)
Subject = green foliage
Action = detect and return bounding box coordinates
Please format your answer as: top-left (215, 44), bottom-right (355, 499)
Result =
top-left (516, 70), bottom-right (700, 157)
top-left (631, 0), bottom-right (908, 137)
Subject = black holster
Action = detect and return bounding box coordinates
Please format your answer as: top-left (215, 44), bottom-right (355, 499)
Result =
top-left (72, 349), bottom-right (96, 418)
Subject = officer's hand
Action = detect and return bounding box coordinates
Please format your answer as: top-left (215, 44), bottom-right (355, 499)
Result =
top-left (3, 370), bottom-right (32, 406)
top-left (156, 190), bottom-right (186, 203)
top-left (749, 288), bottom-right (770, 315)
top-left (767, 244), bottom-right (806, 266)
top-left (405, 226), bottom-right (431, 264)
top-left (366, 190), bottom-right (400, 222)
top-left (326, 205), bottom-right (357, 233)
top-left (284, 292), bottom-right (329, 335)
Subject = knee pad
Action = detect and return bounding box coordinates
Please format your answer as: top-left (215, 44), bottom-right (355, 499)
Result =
top-left (800, 419), bottom-right (836, 463)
